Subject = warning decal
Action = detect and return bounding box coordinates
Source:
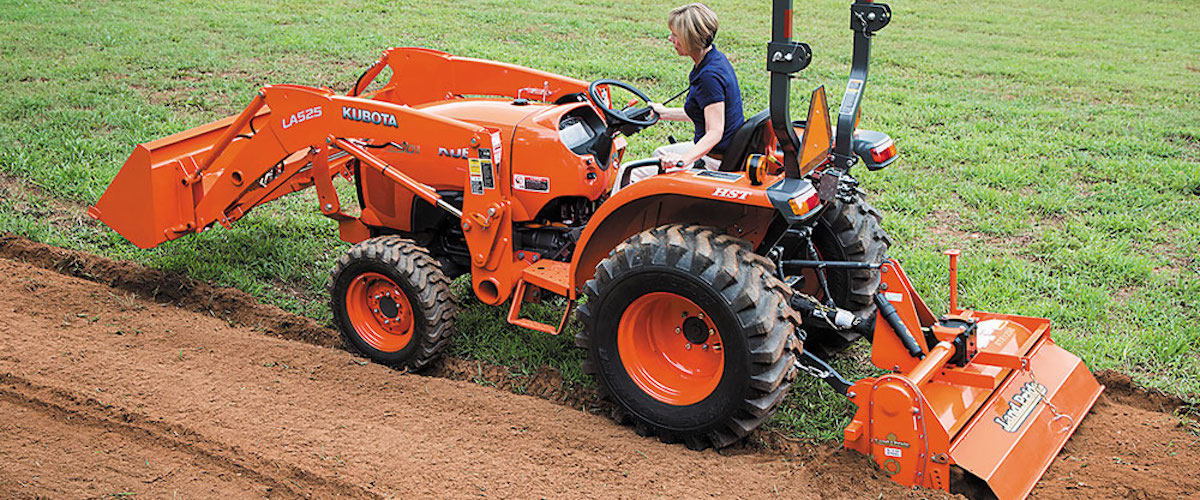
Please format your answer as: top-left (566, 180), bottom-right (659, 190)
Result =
top-left (481, 160), bottom-right (495, 189)
top-left (513, 174), bottom-right (550, 193)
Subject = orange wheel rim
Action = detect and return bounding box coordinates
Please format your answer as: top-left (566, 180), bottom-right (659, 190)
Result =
top-left (345, 272), bottom-right (414, 352)
top-left (617, 292), bottom-right (724, 406)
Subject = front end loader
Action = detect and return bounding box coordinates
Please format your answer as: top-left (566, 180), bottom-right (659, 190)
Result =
top-left (90, 1), bottom-right (1101, 498)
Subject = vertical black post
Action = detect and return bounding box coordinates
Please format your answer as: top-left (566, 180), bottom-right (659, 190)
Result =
top-left (831, 1), bottom-right (891, 172)
top-left (767, 0), bottom-right (811, 178)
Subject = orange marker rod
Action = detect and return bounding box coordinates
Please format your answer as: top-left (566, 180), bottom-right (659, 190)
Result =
top-left (945, 249), bottom-right (961, 313)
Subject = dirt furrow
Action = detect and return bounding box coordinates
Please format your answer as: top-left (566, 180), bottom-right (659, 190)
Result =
top-left (0, 372), bottom-right (377, 499)
top-left (0, 398), bottom-right (265, 499)
top-left (0, 233), bottom-right (605, 412)
top-left (0, 253), bottom-right (931, 499)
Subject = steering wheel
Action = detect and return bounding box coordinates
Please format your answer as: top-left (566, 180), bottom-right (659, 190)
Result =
top-left (588, 79), bottom-right (659, 132)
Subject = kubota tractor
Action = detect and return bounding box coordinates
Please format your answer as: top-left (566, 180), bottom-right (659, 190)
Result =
top-left (90, 1), bottom-right (1103, 498)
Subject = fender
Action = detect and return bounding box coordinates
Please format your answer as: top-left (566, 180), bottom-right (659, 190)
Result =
top-left (569, 170), bottom-right (779, 296)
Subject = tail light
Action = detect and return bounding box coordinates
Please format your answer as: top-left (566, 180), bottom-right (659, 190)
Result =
top-left (870, 138), bottom-right (897, 164)
top-left (787, 184), bottom-right (821, 216)
top-left (852, 130), bottom-right (899, 171)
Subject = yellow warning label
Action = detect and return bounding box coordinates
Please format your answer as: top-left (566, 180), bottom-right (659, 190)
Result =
top-left (469, 158), bottom-right (482, 175)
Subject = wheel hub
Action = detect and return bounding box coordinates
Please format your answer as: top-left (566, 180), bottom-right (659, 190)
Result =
top-left (345, 272), bottom-right (414, 352)
top-left (378, 296), bottom-right (399, 319)
top-left (682, 316), bottom-right (710, 345)
top-left (617, 292), bottom-right (724, 406)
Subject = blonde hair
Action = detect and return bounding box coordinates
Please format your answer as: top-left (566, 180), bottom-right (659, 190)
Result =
top-left (668, 3), bottom-right (719, 55)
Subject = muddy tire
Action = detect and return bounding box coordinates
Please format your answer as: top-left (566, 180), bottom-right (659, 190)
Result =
top-left (329, 235), bottom-right (456, 371)
top-left (793, 193), bottom-right (891, 357)
top-left (576, 224), bottom-right (801, 450)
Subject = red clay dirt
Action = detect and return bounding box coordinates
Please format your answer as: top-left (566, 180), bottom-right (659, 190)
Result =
top-left (0, 235), bottom-right (1197, 499)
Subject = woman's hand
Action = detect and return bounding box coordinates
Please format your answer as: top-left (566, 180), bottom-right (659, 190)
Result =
top-left (649, 103), bottom-right (688, 122)
top-left (659, 152), bottom-right (690, 170)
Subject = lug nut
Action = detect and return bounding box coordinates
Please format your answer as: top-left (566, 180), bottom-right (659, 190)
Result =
top-left (675, 327), bottom-right (681, 334)
top-left (702, 344), bottom-right (709, 350)
top-left (685, 343), bottom-right (692, 350)
top-left (708, 328), bottom-right (714, 335)
top-left (697, 313), bottom-right (704, 320)
top-left (681, 311), bottom-right (688, 318)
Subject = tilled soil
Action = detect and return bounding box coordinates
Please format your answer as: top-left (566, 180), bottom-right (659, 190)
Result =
top-left (0, 235), bottom-right (1197, 499)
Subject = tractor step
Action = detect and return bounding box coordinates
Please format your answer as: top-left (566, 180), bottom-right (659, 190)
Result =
top-left (506, 260), bottom-right (574, 335)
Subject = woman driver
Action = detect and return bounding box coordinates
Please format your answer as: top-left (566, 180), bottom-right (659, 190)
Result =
top-left (636, 2), bottom-right (744, 183)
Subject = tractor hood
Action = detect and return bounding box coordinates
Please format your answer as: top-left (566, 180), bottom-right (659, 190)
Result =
top-left (415, 98), bottom-right (551, 142)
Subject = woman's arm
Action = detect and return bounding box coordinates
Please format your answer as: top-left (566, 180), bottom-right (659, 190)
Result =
top-left (661, 102), bottom-right (725, 166)
top-left (648, 103), bottom-right (690, 121)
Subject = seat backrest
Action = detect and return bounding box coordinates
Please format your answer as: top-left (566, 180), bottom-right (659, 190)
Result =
top-left (717, 110), bottom-right (770, 172)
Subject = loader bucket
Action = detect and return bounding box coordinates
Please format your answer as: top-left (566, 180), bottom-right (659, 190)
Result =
top-left (844, 259), bottom-right (1103, 499)
top-left (88, 106), bottom-right (271, 249)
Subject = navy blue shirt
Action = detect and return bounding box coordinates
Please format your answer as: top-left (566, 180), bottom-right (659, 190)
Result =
top-left (684, 47), bottom-right (744, 155)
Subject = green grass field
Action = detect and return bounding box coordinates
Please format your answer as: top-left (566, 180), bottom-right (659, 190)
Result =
top-left (1, 0), bottom-right (1197, 442)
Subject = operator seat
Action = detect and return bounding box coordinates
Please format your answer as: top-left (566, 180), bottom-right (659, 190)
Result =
top-left (717, 110), bottom-right (770, 172)
top-left (611, 110), bottom-right (771, 195)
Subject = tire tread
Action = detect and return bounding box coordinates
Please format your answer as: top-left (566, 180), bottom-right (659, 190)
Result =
top-left (577, 224), bottom-right (801, 450)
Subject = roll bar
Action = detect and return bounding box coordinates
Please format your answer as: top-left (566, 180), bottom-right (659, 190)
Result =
top-left (767, 0), bottom-right (891, 178)
top-left (831, 1), bottom-right (892, 172)
top-left (767, 0), bottom-right (812, 178)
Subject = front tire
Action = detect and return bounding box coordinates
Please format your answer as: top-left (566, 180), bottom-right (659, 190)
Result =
top-left (329, 236), bottom-right (456, 371)
top-left (576, 225), bottom-right (801, 449)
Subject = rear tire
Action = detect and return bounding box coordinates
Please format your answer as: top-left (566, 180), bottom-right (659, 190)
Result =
top-left (798, 193), bottom-right (890, 357)
top-left (329, 236), bottom-right (456, 371)
top-left (576, 225), bottom-right (801, 449)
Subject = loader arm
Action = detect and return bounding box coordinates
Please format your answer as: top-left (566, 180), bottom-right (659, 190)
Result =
top-left (356, 47), bottom-right (589, 105)
top-left (91, 84), bottom-right (496, 249)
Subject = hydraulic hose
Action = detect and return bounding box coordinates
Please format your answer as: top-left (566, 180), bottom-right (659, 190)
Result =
top-left (874, 292), bottom-right (925, 359)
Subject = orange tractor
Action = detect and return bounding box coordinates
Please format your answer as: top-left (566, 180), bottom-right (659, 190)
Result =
top-left (90, 1), bottom-right (1102, 498)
